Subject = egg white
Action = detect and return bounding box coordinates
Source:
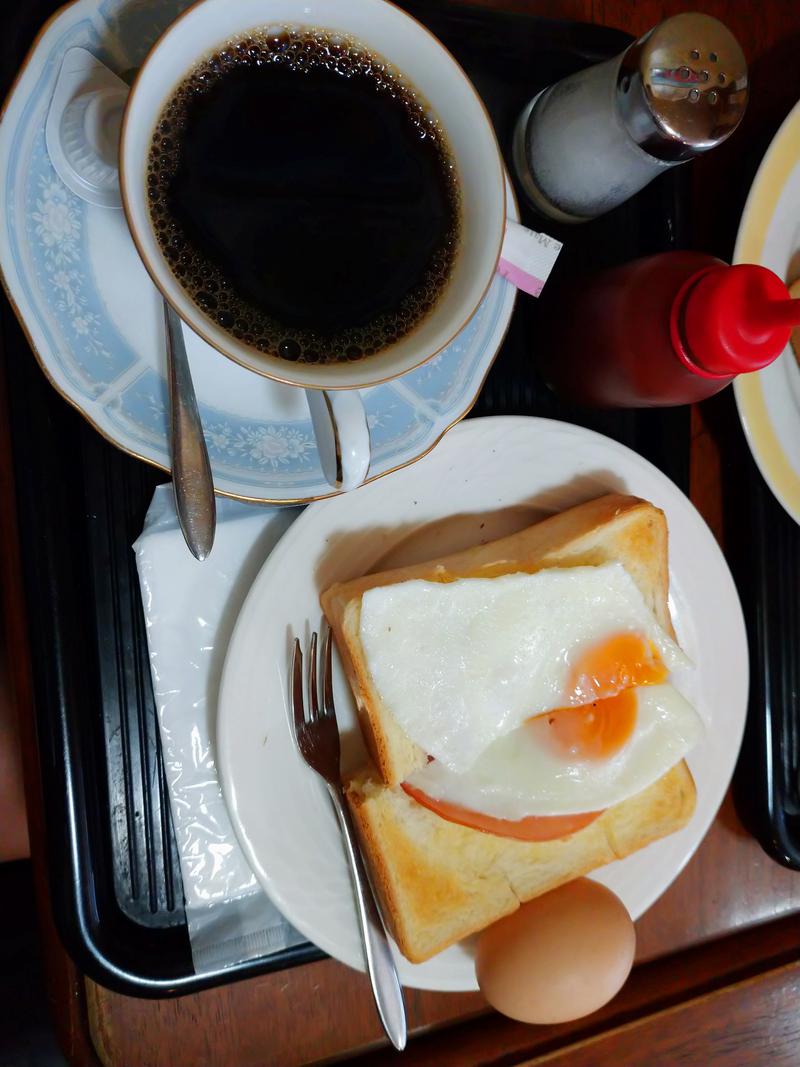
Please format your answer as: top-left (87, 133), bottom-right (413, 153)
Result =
top-left (359, 563), bottom-right (690, 773)
top-left (405, 684), bottom-right (704, 818)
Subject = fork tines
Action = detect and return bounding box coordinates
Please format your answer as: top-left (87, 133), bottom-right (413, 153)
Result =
top-left (291, 629), bottom-right (340, 781)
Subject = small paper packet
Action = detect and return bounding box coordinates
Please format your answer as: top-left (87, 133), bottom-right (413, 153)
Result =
top-left (498, 219), bottom-right (562, 297)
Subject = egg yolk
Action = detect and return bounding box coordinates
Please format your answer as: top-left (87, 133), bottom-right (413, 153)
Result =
top-left (568, 632), bottom-right (667, 704)
top-left (403, 632), bottom-right (669, 838)
top-left (533, 687), bottom-right (638, 761)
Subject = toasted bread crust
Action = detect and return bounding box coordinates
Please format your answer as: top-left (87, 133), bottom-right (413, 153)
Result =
top-left (346, 761), bottom-right (696, 963)
top-left (322, 494), bottom-right (673, 786)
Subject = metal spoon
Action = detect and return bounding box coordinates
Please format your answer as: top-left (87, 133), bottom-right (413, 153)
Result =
top-left (163, 300), bottom-right (216, 560)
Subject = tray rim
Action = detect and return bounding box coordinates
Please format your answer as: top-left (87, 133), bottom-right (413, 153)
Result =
top-left (0, 0), bottom-right (693, 999)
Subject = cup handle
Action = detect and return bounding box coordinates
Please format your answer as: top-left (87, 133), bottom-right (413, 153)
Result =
top-left (306, 389), bottom-right (370, 492)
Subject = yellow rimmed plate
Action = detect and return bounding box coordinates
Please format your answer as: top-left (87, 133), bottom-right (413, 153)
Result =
top-left (734, 99), bottom-right (800, 523)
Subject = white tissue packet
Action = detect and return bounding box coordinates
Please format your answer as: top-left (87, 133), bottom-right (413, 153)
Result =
top-left (134, 485), bottom-right (306, 972)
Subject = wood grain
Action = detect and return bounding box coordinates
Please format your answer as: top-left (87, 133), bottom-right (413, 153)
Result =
top-left (352, 910), bottom-right (800, 1067)
top-left (519, 960), bottom-right (800, 1067)
top-left (0, 626), bottom-right (29, 862)
top-left (87, 960), bottom-right (484, 1067)
top-left (8, 0), bottom-right (800, 1065)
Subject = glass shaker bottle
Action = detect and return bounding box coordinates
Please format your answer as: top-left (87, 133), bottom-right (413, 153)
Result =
top-left (513, 13), bottom-right (748, 223)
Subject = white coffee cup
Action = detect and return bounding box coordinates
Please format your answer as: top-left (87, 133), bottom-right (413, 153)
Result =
top-left (120, 0), bottom-right (506, 491)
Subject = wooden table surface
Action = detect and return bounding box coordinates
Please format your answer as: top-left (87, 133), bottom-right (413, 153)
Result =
top-left (5, 1), bottom-right (800, 1065)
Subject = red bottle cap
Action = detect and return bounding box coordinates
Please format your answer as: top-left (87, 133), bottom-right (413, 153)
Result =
top-left (672, 263), bottom-right (800, 378)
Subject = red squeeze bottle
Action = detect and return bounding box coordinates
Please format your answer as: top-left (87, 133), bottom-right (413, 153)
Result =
top-left (540, 252), bottom-right (800, 407)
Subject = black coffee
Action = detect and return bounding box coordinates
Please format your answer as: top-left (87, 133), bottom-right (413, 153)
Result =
top-left (147, 28), bottom-right (461, 365)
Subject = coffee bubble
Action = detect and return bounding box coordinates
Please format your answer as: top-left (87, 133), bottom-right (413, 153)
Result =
top-left (147, 27), bottom-right (461, 366)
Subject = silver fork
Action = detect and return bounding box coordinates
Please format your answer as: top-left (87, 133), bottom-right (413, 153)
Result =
top-left (291, 631), bottom-right (407, 1051)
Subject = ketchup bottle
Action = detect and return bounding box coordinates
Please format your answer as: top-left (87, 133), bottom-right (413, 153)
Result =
top-left (539, 252), bottom-right (800, 407)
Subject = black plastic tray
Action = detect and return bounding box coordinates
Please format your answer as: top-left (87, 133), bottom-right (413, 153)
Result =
top-left (732, 442), bottom-right (800, 871)
top-left (1, 1), bottom-right (690, 996)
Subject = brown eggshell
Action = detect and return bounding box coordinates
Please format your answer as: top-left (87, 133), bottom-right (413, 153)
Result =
top-left (476, 878), bottom-right (636, 1024)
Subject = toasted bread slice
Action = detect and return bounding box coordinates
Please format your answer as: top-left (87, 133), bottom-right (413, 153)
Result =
top-left (346, 759), bottom-right (696, 963)
top-left (322, 494), bottom-right (673, 787)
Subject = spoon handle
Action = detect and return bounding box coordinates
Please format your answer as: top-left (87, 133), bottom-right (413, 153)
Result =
top-left (164, 300), bottom-right (216, 560)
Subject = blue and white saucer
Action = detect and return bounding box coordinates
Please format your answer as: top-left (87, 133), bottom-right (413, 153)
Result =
top-left (0, 0), bottom-right (516, 502)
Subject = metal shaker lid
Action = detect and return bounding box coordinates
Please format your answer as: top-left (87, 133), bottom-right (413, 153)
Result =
top-left (617, 13), bottom-right (748, 162)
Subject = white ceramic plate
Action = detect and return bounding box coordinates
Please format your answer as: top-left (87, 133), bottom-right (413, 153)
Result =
top-left (0, 0), bottom-right (516, 503)
top-left (734, 98), bottom-right (800, 523)
top-left (217, 416), bottom-right (748, 991)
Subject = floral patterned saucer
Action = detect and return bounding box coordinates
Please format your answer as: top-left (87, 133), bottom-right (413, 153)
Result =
top-left (0, 0), bottom-right (516, 503)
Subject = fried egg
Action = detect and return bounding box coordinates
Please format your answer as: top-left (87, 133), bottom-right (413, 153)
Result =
top-left (359, 562), bottom-right (690, 773)
top-left (405, 684), bottom-right (704, 817)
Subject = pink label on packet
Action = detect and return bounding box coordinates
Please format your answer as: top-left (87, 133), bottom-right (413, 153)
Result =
top-left (498, 220), bottom-right (562, 298)
top-left (497, 257), bottom-right (545, 297)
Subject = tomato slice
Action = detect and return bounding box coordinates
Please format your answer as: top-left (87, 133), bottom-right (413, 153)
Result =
top-left (401, 781), bottom-right (602, 842)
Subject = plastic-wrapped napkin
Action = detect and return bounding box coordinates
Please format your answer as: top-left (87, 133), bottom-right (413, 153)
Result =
top-left (134, 485), bottom-right (306, 972)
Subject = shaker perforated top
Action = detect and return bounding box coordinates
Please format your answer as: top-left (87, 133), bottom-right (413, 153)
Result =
top-left (617, 13), bottom-right (748, 161)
